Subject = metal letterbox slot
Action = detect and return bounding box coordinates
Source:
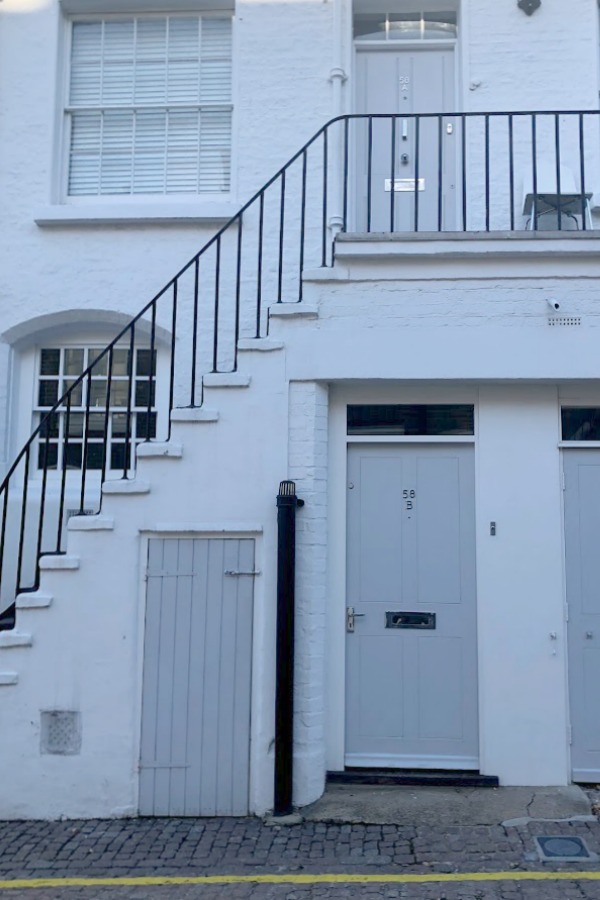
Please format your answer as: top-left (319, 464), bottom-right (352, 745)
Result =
top-left (385, 611), bottom-right (436, 630)
top-left (384, 178), bottom-right (425, 193)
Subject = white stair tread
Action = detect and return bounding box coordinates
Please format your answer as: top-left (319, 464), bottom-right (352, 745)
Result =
top-left (171, 408), bottom-right (219, 423)
top-left (16, 591), bottom-right (53, 609)
top-left (238, 338), bottom-right (284, 352)
top-left (204, 373), bottom-right (251, 388)
top-left (0, 632), bottom-right (32, 649)
top-left (103, 479), bottom-right (151, 495)
top-left (0, 673), bottom-right (18, 686)
top-left (136, 442), bottom-right (183, 459)
top-left (68, 515), bottom-right (114, 532)
top-left (39, 554), bottom-right (80, 571)
top-left (269, 304), bottom-right (318, 318)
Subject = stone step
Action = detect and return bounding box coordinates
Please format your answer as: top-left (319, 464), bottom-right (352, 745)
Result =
top-left (16, 591), bottom-right (53, 609)
top-left (203, 373), bottom-right (251, 389)
top-left (68, 515), bottom-right (114, 532)
top-left (171, 407), bottom-right (219, 424)
top-left (136, 441), bottom-right (183, 460)
top-left (0, 672), bottom-right (18, 686)
top-left (102, 479), bottom-right (151, 496)
top-left (39, 555), bottom-right (80, 571)
top-left (0, 632), bottom-right (32, 649)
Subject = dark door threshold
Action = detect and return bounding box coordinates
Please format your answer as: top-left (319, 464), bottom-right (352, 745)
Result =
top-left (327, 769), bottom-right (499, 788)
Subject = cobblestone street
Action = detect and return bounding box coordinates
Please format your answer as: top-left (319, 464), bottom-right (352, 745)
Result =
top-left (1, 816), bottom-right (600, 899)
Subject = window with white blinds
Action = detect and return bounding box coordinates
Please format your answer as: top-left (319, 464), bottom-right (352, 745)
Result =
top-left (67, 15), bottom-right (232, 197)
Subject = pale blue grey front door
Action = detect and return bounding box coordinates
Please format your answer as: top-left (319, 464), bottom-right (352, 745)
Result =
top-left (355, 48), bottom-right (456, 232)
top-left (345, 445), bottom-right (478, 769)
top-left (564, 451), bottom-right (600, 782)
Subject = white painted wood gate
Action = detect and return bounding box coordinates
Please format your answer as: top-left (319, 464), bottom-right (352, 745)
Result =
top-left (139, 538), bottom-right (255, 816)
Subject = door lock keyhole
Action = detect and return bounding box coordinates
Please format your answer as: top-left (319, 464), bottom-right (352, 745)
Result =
top-left (401, 153), bottom-right (410, 166)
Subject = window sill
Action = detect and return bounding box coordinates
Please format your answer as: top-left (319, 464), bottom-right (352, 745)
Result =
top-left (34, 201), bottom-right (238, 227)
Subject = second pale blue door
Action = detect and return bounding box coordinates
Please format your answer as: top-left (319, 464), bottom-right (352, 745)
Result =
top-left (345, 445), bottom-right (478, 769)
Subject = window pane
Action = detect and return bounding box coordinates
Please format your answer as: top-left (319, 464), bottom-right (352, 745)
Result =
top-left (353, 14), bottom-right (386, 40)
top-left (65, 444), bottom-right (82, 469)
top-left (68, 413), bottom-right (84, 438)
top-left (89, 351), bottom-right (108, 376)
top-left (40, 349), bottom-right (60, 376)
top-left (86, 443), bottom-right (105, 470)
top-left (112, 413), bottom-right (128, 437)
top-left (111, 443), bottom-right (131, 470)
top-left (38, 381), bottom-right (59, 408)
top-left (347, 404), bottom-right (474, 436)
top-left (87, 412), bottom-right (106, 439)
top-left (562, 408), bottom-right (600, 441)
top-left (135, 380), bottom-right (155, 409)
top-left (38, 443), bottom-right (58, 470)
top-left (89, 380), bottom-right (108, 408)
top-left (64, 349), bottom-right (85, 376)
top-left (136, 411), bottom-right (157, 440)
top-left (136, 348), bottom-right (157, 377)
top-left (39, 412), bottom-right (60, 439)
top-left (112, 349), bottom-right (130, 376)
top-left (63, 380), bottom-right (83, 407)
top-left (110, 382), bottom-right (130, 407)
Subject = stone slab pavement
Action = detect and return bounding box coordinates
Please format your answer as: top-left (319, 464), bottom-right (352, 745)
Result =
top-left (1, 787), bottom-right (600, 899)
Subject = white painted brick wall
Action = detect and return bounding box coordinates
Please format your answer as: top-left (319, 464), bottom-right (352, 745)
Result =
top-left (288, 381), bottom-right (329, 807)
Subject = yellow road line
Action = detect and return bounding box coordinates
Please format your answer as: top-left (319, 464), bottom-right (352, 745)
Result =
top-left (1, 871), bottom-right (600, 889)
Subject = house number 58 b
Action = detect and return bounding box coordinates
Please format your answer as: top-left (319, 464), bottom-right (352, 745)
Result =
top-left (403, 489), bottom-right (416, 510)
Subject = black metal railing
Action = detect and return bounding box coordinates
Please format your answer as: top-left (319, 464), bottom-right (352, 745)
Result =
top-left (1, 110), bottom-right (598, 628)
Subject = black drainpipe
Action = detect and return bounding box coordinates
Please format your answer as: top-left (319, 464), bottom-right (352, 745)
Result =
top-left (274, 480), bottom-right (304, 817)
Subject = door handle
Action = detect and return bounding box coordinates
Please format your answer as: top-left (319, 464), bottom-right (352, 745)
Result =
top-left (346, 607), bottom-right (366, 633)
top-left (402, 119), bottom-right (408, 141)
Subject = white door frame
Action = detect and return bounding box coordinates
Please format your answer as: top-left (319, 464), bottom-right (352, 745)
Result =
top-left (326, 383), bottom-right (478, 772)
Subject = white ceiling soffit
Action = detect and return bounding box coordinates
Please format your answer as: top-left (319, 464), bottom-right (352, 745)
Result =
top-left (60, 0), bottom-right (234, 14)
top-left (353, 0), bottom-right (459, 13)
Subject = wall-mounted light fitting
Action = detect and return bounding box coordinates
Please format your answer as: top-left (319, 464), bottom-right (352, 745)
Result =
top-left (518, 0), bottom-right (541, 14)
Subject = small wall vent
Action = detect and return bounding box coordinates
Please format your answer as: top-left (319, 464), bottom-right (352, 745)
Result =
top-left (40, 710), bottom-right (81, 755)
top-left (548, 317), bottom-right (581, 327)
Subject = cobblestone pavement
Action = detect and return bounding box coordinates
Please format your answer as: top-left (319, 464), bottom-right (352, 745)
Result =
top-left (1, 817), bottom-right (600, 899)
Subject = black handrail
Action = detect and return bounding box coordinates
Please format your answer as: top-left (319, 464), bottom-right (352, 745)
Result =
top-left (1, 109), bottom-right (598, 628)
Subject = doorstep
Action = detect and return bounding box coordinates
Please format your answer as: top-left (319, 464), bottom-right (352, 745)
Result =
top-left (302, 784), bottom-right (593, 827)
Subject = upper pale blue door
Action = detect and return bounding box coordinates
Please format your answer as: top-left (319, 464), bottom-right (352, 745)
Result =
top-left (345, 445), bottom-right (478, 769)
top-left (355, 48), bottom-right (456, 232)
top-left (564, 451), bottom-right (600, 782)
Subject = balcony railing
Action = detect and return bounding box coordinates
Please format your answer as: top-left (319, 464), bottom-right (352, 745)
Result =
top-left (1, 110), bottom-right (599, 629)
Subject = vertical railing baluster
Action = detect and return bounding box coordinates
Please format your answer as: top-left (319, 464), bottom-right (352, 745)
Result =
top-left (342, 117), bottom-right (349, 233)
top-left (278, 171), bottom-right (286, 301)
top-left (35, 428), bottom-right (51, 587)
top-left (485, 114), bottom-right (491, 232)
top-left (298, 153), bottom-right (307, 302)
top-left (579, 113), bottom-right (588, 230)
top-left (437, 114), bottom-right (443, 232)
top-left (100, 349), bottom-right (113, 489)
top-left (414, 116), bottom-right (420, 232)
top-left (16, 448), bottom-right (30, 593)
top-left (124, 325), bottom-right (135, 479)
top-left (532, 114), bottom-right (538, 231)
top-left (147, 305), bottom-right (156, 437)
top-left (57, 393), bottom-right (72, 549)
top-left (508, 114), bottom-right (515, 231)
top-left (367, 116), bottom-right (373, 233)
top-left (256, 193), bottom-right (264, 334)
top-left (79, 368), bottom-right (92, 514)
top-left (190, 258), bottom-right (200, 404)
top-left (0, 483), bottom-right (9, 593)
top-left (390, 115), bottom-right (396, 233)
top-left (234, 215), bottom-right (243, 367)
top-left (169, 281), bottom-right (178, 426)
top-left (322, 129), bottom-right (328, 267)
top-left (554, 112), bottom-right (562, 231)
top-left (461, 113), bottom-right (467, 231)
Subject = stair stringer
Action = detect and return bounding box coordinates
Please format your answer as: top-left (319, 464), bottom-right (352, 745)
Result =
top-left (0, 341), bottom-right (291, 820)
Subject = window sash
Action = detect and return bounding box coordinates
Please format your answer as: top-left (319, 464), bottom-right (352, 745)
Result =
top-left (35, 346), bottom-right (157, 472)
top-left (66, 14), bottom-right (233, 197)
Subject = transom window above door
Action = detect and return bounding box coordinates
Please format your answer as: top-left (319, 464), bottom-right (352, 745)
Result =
top-left (353, 9), bottom-right (458, 42)
top-left (65, 14), bottom-right (233, 197)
